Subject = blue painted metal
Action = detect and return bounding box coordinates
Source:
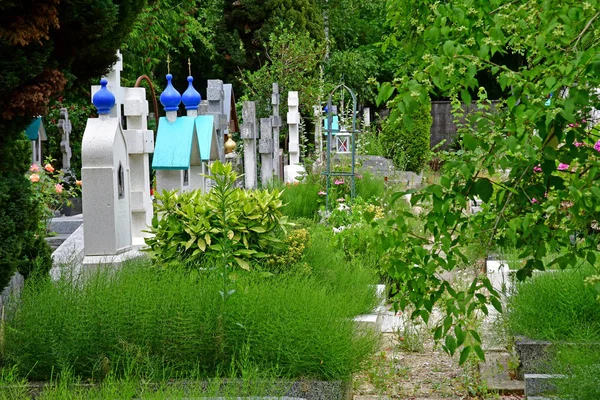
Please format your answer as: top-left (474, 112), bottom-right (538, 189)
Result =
top-left (93, 79), bottom-right (115, 115)
top-left (152, 116), bottom-right (195, 170)
top-left (25, 117), bottom-right (42, 140)
top-left (160, 74), bottom-right (181, 112)
top-left (195, 115), bottom-right (217, 161)
top-left (322, 84), bottom-right (358, 210)
top-left (323, 115), bottom-right (340, 134)
top-left (182, 76), bottom-right (201, 110)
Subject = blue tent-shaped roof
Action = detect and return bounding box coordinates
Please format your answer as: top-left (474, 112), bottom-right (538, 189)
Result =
top-left (152, 116), bottom-right (195, 170)
top-left (195, 115), bottom-right (218, 161)
top-left (25, 117), bottom-right (44, 140)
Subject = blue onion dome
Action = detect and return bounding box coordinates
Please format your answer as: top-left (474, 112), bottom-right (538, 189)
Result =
top-left (182, 76), bottom-right (201, 110)
top-left (160, 74), bottom-right (181, 112)
top-left (92, 79), bottom-right (115, 115)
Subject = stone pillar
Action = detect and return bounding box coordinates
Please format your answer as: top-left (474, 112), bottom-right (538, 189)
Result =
top-left (271, 83), bottom-right (281, 181)
top-left (123, 87), bottom-right (154, 246)
top-left (284, 91), bottom-right (305, 183)
top-left (58, 108), bottom-right (72, 172)
top-left (240, 101), bottom-right (257, 189)
top-left (104, 50), bottom-right (124, 121)
top-left (259, 117), bottom-right (273, 187)
top-left (207, 80), bottom-right (226, 162)
top-left (287, 91), bottom-right (300, 165)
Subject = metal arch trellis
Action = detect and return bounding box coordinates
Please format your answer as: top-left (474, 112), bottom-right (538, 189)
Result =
top-left (323, 84), bottom-right (358, 211)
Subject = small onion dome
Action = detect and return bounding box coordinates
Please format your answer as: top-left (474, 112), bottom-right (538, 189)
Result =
top-left (92, 79), bottom-right (115, 115)
top-left (182, 76), bottom-right (201, 110)
top-left (224, 136), bottom-right (237, 154)
top-left (160, 74), bottom-right (181, 112)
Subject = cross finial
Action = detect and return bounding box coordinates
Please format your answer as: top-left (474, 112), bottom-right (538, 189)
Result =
top-left (188, 58), bottom-right (191, 76)
top-left (167, 54), bottom-right (171, 74)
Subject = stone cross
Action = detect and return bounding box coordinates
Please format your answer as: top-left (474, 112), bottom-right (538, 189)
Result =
top-left (240, 101), bottom-right (258, 189)
top-left (207, 79), bottom-right (227, 162)
top-left (57, 108), bottom-right (72, 171)
top-left (271, 83), bottom-right (281, 180)
top-left (287, 91), bottom-right (300, 165)
top-left (259, 117), bottom-right (274, 187)
top-left (123, 86), bottom-right (154, 246)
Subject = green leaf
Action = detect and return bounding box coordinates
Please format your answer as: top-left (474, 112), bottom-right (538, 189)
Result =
top-left (459, 346), bottom-right (471, 365)
top-left (377, 82), bottom-right (396, 106)
top-left (445, 335), bottom-right (457, 356)
top-left (587, 251), bottom-right (596, 266)
top-left (461, 89), bottom-right (471, 105)
top-left (490, 296), bottom-right (502, 313)
top-left (474, 345), bottom-right (485, 362)
top-left (455, 325), bottom-right (466, 347)
top-left (474, 178), bottom-right (493, 203)
top-left (469, 329), bottom-right (482, 344)
top-left (235, 257), bottom-right (250, 271)
top-left (443, 40), bottom-right (454, 56)
top-left (545, 76), bottom-right (556, 89)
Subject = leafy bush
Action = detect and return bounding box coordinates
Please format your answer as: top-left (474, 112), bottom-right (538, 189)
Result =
top-left (145, 162), bottom-right (288, 270)
top-left (380, 102), bottom-right (432, 172)
top-left (507, 266), bottom-right (600, 342)
top-left (262, 228), bottom-right (312, 274)
top-left (0, 130), bottom-right (51, 289)
top-left (5, 254), bottom-right (378, 381)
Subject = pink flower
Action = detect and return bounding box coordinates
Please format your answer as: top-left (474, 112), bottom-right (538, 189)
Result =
top-left (582, 119), bottom-right (587, 123)
top-left (574, 141), bottom-right (584, 147)
top-left (533, 165), bottom-right (542, 173)
top-left (44, 164), bottom-right (55, 173)
top-left (356, 175), bottom-right (363, 179)
top-left (334, 179), bottom-right (344, 185)
top-left (531, 198), bottom-right (539, 204)
top-left (337, 198), bottom-right (345, 202)
top-left (594, 140), bottom-right (600, 152)
top-left (29, 174), bottom-right (40, 183)
top-left (558, 163), bottom-right (569, 171)
top-left (318, 191), bottom-right (326, 196)
top-left (55, 184), bottom-right (63, 194)
top-left (30, 164), bottom-right (40, 172)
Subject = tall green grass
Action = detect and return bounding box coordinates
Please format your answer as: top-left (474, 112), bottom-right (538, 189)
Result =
top-left (5, 248), bottom-right (378, 382)
top-left (279, 180), bottom-right (322, 220)
top-left (507, 266), bottom-right (600, 341)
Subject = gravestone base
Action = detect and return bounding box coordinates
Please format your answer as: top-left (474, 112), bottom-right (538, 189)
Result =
top-left (284, 165), bottom-right (306, 184)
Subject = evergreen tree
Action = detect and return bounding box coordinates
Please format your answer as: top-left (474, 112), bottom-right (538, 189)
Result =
top-left (0, 0), bottom-right (146, 289)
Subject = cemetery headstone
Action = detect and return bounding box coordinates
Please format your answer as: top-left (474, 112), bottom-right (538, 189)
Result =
top-left (284, 91), bottom-right (306, 182)
top-left (81, 79), bottom-right (133, 265)
top-left (240, 101), bottom-right (258, 189)
top-left (58, 108), bottom-right (72, 171)
top-left (271, 83), bottom-right (282, 180)
top-left (260, 117), bottom-right (274, 186)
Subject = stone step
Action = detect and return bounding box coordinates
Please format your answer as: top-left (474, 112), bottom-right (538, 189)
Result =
top-left (524, 373), bottom-right (565, 398)
top-left (45, 233), bottom-right (72, 251)
top-left (48, 214), bottom-right (83, 234)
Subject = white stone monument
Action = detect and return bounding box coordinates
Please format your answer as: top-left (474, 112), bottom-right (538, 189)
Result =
top-left (81, 79), bottom-right (134, 266)
top-left (284, 91), bottom-right (305, 182)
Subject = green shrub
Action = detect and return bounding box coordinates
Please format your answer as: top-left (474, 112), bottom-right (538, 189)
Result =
top-left (507, 266), bottom-right (600, 342)
top-left (380, 102), bottom-right (432, 172)
top-left (5, 254), bottom-right (378, 382)
top-left (145, 162), bottom-right (288, 270)
top-left (0, 127), bottom-right (50, 290)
